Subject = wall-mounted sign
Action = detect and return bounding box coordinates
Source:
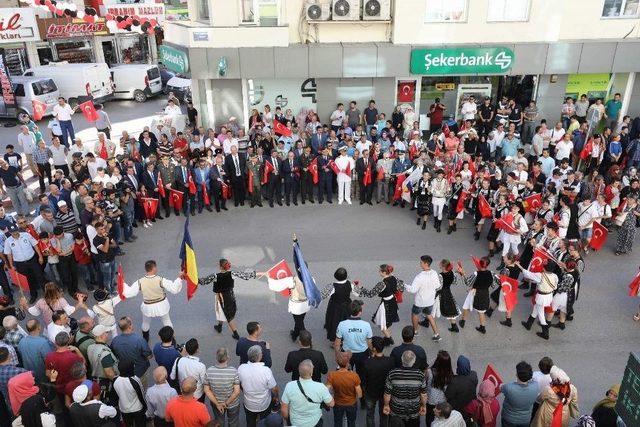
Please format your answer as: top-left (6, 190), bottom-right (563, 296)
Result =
top-left (38, 18), bottom-right (109, 39)
top-left (410, 47), bottom-right (514, 75)
top-left (0, 8), bottom-right (40, 43)
top-left (99, 4), bottom-right (166, 22)
top-left (193, 31), bottom-right (208, 41)
top-left (616, 353), bottom-right (640, 427)
top-left (435, 83), bottom-right (456, 91)
top-left (159, 45), bottom-right (189, 74)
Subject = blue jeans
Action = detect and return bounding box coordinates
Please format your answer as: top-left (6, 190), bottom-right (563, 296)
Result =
top-left (99, 260), bottom-right (116, 293)
top-left (59, 120), bottom-right (75, 147)
top-left (77, 263), bottom-right (96, 290)
top-left (333, 404), bottom-right (357, 427)
top-left (122, 211), bottom-right (134, 240)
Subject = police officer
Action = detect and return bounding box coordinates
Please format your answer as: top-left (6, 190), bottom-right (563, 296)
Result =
top-left (335, 300), bottom-right (372, 384)
top-left (4, 224), bottom-right (45, 303)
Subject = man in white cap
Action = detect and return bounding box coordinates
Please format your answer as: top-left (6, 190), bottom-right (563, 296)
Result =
top-left (335, 146), bottom-right (355, 205)
top-left (69, 382), bottom-right (118, 426)
top-left (87, 324), bottom-right (119, 394)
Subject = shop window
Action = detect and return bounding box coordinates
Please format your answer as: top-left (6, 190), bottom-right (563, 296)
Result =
top-left (37, 46), bottom-right (54, 65)
top-left (487, 0), bottom-right (530, 22)
top-left (118, 35), bottom-right (150, 64)
top-left (602, 0), bottom-right (640, 18)
top-left (424, 0), bottom-right (467, 22)
top-left (54, 40), bottom-right (94, 63)
top-left (198, 0), bottom-right (210, 21)
top-left (241, 0), bottom-right (279, 26)
top-left (102, 40), bottom-right (117, 66)
top-left (3, 48), bottom-right (29, 76)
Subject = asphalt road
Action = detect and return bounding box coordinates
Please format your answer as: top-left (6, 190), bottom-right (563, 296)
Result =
top-left (108, 200), bottom-right (638, 425)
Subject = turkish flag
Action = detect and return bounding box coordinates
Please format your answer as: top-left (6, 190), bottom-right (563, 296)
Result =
top-left (344, 162), bottom-right (351, 177)
top-left (98, 142), bottom-right (108, 161)
top-left (434, 145), bottom-right (441, 158)
top-left (376, 167), bottom-right (385, 182)
top-left (309, 157), bottom-right (319, 184)
top-left (26, 224), bottom-right (39, 240)
top-left (8, 268), bottom-right (29, 291)
top-left (328, 160), bottom-right (340, 176)
top-left (187, 174), bottom-right (197, 195)
top-left (393, 174), bottom-right (406, 201)
top-left (117, 264), bottom-right (126, 300)
top-left (468, 159), bottom-right (476, 177)
top-left (397, 81), bottom-right (416, 103)
top-left (523, 193), bottom-right (542, 213)
top-left (79, 100), bottom-right (99, 122)
top-left (409, 144), bottom-right (418, 161)
top-left (221, 182), bottom-right (231, 200)
top-left (628, 270), bottom-right (640, 297)
top-left (500, 275), bottom-right (519, 312)
top-left (589, 221), bottom-right (608, 251)
top-left (471, 255), bottom-right (482, 270)
top-left (267, 259), bottom-right (294, 296)
top-left (157, 174), bottom-right (166, 198)
top-left (530, 247), bottom-right (551, 273)
top-left (169, 189), bottom-right (184, 210)
top-left (478, 194), bottom-right (492, 218)
top-left (273, 120), bottom-right (292, 137)
top-left (580, 138), bottom-right (593, 161)
top-left (494, 213), bottom-right (518, 234)
top-left (141, 197), bottom-right (158, 219)
top-left (482, 364), bottom-right (504, 396)
top-left (363, 165), bottom-right (372, 186)
top-left (32, 100), bottom-right (47, 121)
top-left (200, 183), bottom-right (210, 206)
top-left (247, 168), bottom-right (254, 194)
top-left (262, 160), bottom-right (274, 185)
top-left (456, 190), bottom-right (469, 214)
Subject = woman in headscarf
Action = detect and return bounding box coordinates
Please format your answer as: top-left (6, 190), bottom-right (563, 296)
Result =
top-left (322, 267), bottom-right (357, 344)
top-left (532, 366), bottom-right (579, 427)
top-left (591, 384), bottom-right (619, 427)
top-left (464, 379), bottom-right (500, 427)
top-left (445, 355), bottom-right (478, 424)
top-left (8, 371), bottom-right (55, 427)
top-left (8, 371), bottom-right (40, 416)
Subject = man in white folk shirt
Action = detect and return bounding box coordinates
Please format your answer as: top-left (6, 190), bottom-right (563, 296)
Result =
top-left (404, 255), bottom-right (442, 341)
top-left (335, 146), bottom-right (355, 205)
top-left (164, 99), bottom-right (182, 117)
top-left (122, 259), bottom-right (184, 342)
top-left (52, 97), bottom-right (77, 147)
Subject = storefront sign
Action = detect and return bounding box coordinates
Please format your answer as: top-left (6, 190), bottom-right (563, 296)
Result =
top-left (100, 4), bottom-right (165, 23)
top-left (616, 353), bottom-right (640, 427)
top-left (565, 73), bottom-right (611, 100)
top-left (193, 32), bottom-right (208, 41)
top-left (38, 18), bottom-right (109, 39)
top-left (159, 45), bottom-right (189, 74)
top-left (0, 8), bottom-right (40, 43)
top-left (435, 83), bottom-right (456, 91)
top-left (410, 47), bottom-right (514, 75)
top-left (0, 48), bottom-right (17, 117)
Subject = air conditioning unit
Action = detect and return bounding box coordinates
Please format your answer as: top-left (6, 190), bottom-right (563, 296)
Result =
top-left (362, 0), bottom-right (391, 20)
top-left (305, 1), bottom-right (331, 21)
top-left (332, 0), bottom-right (361, 20)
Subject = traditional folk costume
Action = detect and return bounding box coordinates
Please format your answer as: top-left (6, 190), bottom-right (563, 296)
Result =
top-left (498, 211), bottom-right (529, 256)
top-left (487, 203), bottom-right (508, 244)
top-left (448, 181), bottom-right (464, 221)
top-left (521, 268), bottom-right (559, 340)
top-left (199, 269), bottom-right (256, 326)
top-left (414, 177), bottom-right (432, 229)
top-left (288, 276), bottom-right (311, 341)
top-left (359, 276), bottom-right (404, 331)
top-left (437, 270), bottom-right (461, 319)
top-left (430, 175), bottom-right (449, 231)
top-left (321, 279), bottom-right (355, 341)
top-left (122, 274), bottom-right (183, 340)
top-left (462, 270), bottom-right (499, 314)
top-left (473, 187), bottom-right (493, 240)
top-left (87, 289), bottom-right (122, 337)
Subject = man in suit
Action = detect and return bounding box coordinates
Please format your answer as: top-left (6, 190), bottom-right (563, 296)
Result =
top-left (299, 146), bottom-right (315, 204)
top-left (224, 145), bottom-right (246, 207)
top-left (281, 150), bottom-right (300, 206)
top-left (317, 146), bottom-right (333, 204)
top-left (156, 155), bottom-right (175, 217)
top-left (141, 161), bottom-right (164, 219)
top-left (391, 150), bottom-right (412, 208)
top-left (209, 155), bottom-right (228, 212)
top-left (193, 157), bottom-right (212, 213)
top-left (310, 126), bottom-right (327, 154)
top-left (173, 157), bottom-right (196, 216)
top-left (266, 149), bottom-right (282, 208)
top-left (356, 148), bottom-right (374, 205)
top-left (283, 331), bottom-right (328, 382)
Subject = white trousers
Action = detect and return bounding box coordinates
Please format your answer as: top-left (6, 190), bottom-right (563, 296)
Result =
top-left (432, 197), bottom-right (445, 220)
top-left (501, 239), bottom-right (520, 256)
top-left (530, 303), bottom-right (548, 325)
top-left (141, 313), bottom-right (173, 332)
top-left (338, 180), bottom-right (351, 203)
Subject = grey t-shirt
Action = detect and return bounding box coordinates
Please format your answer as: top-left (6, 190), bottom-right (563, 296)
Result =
top-left (346, 109), bottom-right (361, 127)
top-left (501, 381), bottom-right (539, 424)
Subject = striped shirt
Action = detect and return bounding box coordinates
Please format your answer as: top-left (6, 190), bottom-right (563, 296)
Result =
top-left (55, 211), bottom-right (78, 234)
top-left (205, 365), bottom-right (240, 408)
top-left (384, 367), bottom-right (427, 419)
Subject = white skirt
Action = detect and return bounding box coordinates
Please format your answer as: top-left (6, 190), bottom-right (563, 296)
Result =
top-left (288, 299), bottom-right (311, 316)
top-left (432, 295), bottom-right (441, 318)
top-left (497, 290), bottom-right (507, 312)
top-left (140, 299), bottom-right (170, 318)
top-left (551, 292), bottom-right (568, 312)
top-left (534, 293), bottom-right (553, 307)
top-left (374, 301), bottom-right (387, 331)
top-left (462, 289), bottom-right (476, 310)
top-left (214, 296), bottom-right (227, 323)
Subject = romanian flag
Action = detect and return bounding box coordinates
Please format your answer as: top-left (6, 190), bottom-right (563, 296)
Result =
top-left (179, 217), bottom-right (199, 301)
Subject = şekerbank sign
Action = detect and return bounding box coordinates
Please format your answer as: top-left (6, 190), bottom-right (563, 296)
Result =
top-left (410, 47), bottom-right (514, 75)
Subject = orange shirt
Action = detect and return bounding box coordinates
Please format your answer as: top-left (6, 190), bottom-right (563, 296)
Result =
top-left (327, 369), bottom-right (360, 406)
top-left (165, 396), bottom-right (211, 427)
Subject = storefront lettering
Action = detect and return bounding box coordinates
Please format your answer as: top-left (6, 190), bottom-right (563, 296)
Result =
top-left (0, 13), bottom-right (21, 32)
top-left (0, 9), bottom-right (40, 43)
top-left (104, 5), bottom-right (164, 16)
top-left (159, 45), bottom-right (189, 74)
top-left (410, 47), bottom-right (514, 75)
top-left (46, 21), bottom-right (106, 38)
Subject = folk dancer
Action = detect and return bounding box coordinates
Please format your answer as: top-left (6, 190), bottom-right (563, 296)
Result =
top-left (414, 171), bottom-right (432, 230)
top-left (436, 259), bottom-right (462, 332)
top-left (447, 174), bottom-right (464, 234)
top-left (518, 260), bottom-right (559, 340)
top-left (430, 169), bottom-right (449, 233)
top-left (404, 255), bottom-right (442, 341)
top-left (458, 256), bottom-right (499, 334)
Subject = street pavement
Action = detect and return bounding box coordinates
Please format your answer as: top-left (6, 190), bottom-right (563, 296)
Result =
top-left (112, 199), bottom-right (638, 424)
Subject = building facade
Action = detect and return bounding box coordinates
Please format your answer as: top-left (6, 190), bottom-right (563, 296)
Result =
top-left (163, 0), bottom-right (640, 130)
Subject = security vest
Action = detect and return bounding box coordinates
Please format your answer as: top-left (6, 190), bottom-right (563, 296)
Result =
top-left (139, 275), bottom-right (165, 304)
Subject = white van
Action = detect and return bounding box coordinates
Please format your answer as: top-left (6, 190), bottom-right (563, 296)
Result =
top-left (23, 62), bottom-right (114, 106)
top-left (0, 76), bottom-right (60, 119)
top-left (110, 64), bottom-right (163, 103)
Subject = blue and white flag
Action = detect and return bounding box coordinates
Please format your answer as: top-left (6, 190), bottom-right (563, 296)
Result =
top-left (293, 240), bottom-right (321, 308)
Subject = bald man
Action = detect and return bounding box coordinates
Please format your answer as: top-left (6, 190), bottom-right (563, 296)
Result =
top-left (165, 376), bottom-right (213, 426)
top-left (146, 366), bottom-right (177, 426)
top-left (74, 316), bottom-right (95, 360)
top-left (281, 359), bottom-right (334, 426)
top-left (17, 319), bottom-right (52, 383)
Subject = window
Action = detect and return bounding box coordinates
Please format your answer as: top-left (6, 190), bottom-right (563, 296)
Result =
top-left (425, 0), bottom-right (467, 22)
top-left (241, 0), bottom-right (279, 26)
top-left (487, 0), bottom-right (530, 22)
top-left (602, 0), bottom-right (640, 18)
top-left (32, 79), bottom-right (57, 96)
top-left (198, 0), bottom-right (210, 21)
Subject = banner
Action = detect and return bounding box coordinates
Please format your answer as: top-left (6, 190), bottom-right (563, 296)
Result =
top-left (0, 48), bottom-right (17, 118)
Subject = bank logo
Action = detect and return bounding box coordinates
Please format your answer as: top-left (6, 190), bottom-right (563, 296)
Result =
top-left (494, 51), bottom-right (512, 70)
top-left (275, 94), bottom-right (288, 108)
top-left (301, 78), bottom-right (317, 103)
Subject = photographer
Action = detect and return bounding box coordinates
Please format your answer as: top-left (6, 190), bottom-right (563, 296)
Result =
top-left (119, 185), bottom-right (137, 243)
top-left (102, 189), bottom-right (125, 248)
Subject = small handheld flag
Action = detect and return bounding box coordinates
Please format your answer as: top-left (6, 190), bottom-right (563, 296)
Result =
top-left (267, 259), bottom-right (295, 294)
top-left (32, 100), bottom-right (47, 121)
top-left (309, 157), bottom-right (319, 184)
top-left (79, 100), bottom-right (99, 122)
top-left (8, 268), bottom-right (29, 292)
top-left (482, 364), bottom-right (504, 396)
top-left (500, 275), bottom-right (518, 312)
top-left (117, 264), bottom-right (126, 300)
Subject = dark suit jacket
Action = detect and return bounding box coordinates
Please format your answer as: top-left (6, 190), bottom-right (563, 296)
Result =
top-left (141, 170), bottom-right (159, 192)
top-left (317, 155), bottom-right (333, 178)
top-left (356, 157), bottom-right (373, 179)
top-left (281, 157), bottom-right (300, 179)
top-left (264, 157), bottom-right (281, 179)
top-left (124, 174), bottom-right (140, 191)
top-left (209, 164), bottom-right (227, 188)
top-left (224, 153), bottom-right (246, 180)
top-left (173, 165), bottom-right (193, 191)
top-left (284, 348), bottom-right (328, 382)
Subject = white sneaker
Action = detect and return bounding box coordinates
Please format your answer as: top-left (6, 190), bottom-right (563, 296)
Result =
top-left (143, 223), bottom-right (149, 228)
top-left (338, 200), bottom-right (343, 205)
top-left (346, 200), bottom-right (352, 205)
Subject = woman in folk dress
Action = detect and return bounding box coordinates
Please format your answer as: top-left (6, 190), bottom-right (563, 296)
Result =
top-left (458, 256), bottom-right (499, 335)
top-left (357, 264), bottom-right (404, 347)
top-left (436, 259), bottom-right (462, 333)
top-left (414, 171), bottom-right (432, 230)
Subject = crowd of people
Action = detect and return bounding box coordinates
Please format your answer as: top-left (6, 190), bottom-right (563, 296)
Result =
top-left (0, 93), bottom-right (636, 426)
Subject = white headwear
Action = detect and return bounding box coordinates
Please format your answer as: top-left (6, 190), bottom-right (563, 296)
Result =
top-left (72, 384), bottom-right (89, 403)
top-left (550, 366), bottom-right (570, 384)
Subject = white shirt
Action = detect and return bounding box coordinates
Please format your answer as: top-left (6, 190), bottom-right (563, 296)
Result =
top-left (549, 127), bottom-right (565, 144)
top-left (48, 119), bottom-right (62, 136)
top-left (237, 362), bottom-right (277, 413)
top-left (87, 158), bottom-right (108, 179)
top-left (577, 202), bottom-right (598, 229)
top-left (555, 140), bottom-right (573, 161)
top-left (223, 138), bottom-right (239, 155)
top-left (355, 140), bottom-right (372, 154)
top-left (405, 269), bottom-right (441, 307)
top-left (164, 104), bottom-right (182, 116)
top-left (49, 144), bottom-right (68, 166)
top-left (170, 355), bottom-right (207, 399)
top-left (86, 225), bottom-right (98, 254)
top-left (330, 110), bottom-right (346, 127)
top-left (17, 132), bottom-right (36, 155)
top-left (532, 371), bottom-right (552, 395)
top-left (46, 322), bottom-right (71, 342)
top-left (53, 104), bottom-right (74, 121)
top-left (3, 232), bottom-right (37, 262)
top-left (68, 144), bottom-right (88, 163)
top-left (113, 376), bottom-right (145, 414)
top-left (461, 101), bottom-right (477, 120)
top-left (334, 155), bottom-right (354, 183)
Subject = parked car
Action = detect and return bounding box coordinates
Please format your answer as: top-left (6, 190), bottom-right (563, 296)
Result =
top-left (0, 76), bottom-right (60, 119)
top-left (164, 75), bottom-right (191, 102)
top-left (23, 62), bottom-right (114, 106)
top-left (110, 64), bottom-right (163, 102)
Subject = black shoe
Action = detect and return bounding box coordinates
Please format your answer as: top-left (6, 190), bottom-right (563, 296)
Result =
top-left (286, 202), bottom-right (290, 206)
top-left (116, 251), bottom-right (126, 256)
top-left (431, 334), bottom-right (441, 341)
top-left (485, 308), bottom-right (494, 318)
top-left (392, 202), bottom-right (398, 206)
top-left (521, 316), bottom-right (535, 330)
top-left (367, 201), bottom-right (373, 206)
top-left (240, 202), bottom-right (244, 206)
top-left (232, 331), bottom-right (240, 340)
top-left (421, 221), bottom-right (426, 230)
top-left (257, 203), bottom-right (263, 207)
top-left (474, 231), bottom-right (480, 240)
top-left (328, 200), bottom-right (332, 204)
top-left (221, 206), bottom-right (228, 211)
top-left (126, 237), bottom-right (135, 243)
top-left (458, 320), bottom-right (465, 328)
top-left (301, 200), bottom-right (306, 205)
top-left (565, 315), bottom-right (574, 321)
top-left (290, 330), bottom-right (297, 342)
top-left (436, 222), bottom-right (441, 233)
top-left (293, 201), bottom-right (298, 206)
top-left (452, 224), bottom-right (457, 231)
top-left (500, 318), bottom-right (513, 327)
top-left (475, 325), bottom-right (486, 334)
top-left (198, 210), bottom-right (203, 214)
top-left (269, 203), bottom-right (274, 208)
top-left (319, 201), bottom-right (323, 204)
top-left (360, 201), bottom-right (365, 205)
top-left (309, 200), bottom-right (314, 204)
top-left (449, 323), bottom-right (460, 333)
top-left (190, 210), bottom-right (196, 216)
top-left (417, 217), bottom-right (421, 225)
top-left (157, 215), bottom-right (164, 220)
top-left (142, 330), bottom-right (150, 342)
top-left (536, 325), bottom-right (550, 340)
top-left (277, 202), bottom-right (283, 206)
top-left (550, 322), bottom-right (565, 330)
top-left (214, 324), bottom-right (222, 333)
top-left (206, 206), bottom-right (213, 212)
top-left (250, 204), bottom-right (255, 208)
top-left (447, 226), bottom-right (453, 235)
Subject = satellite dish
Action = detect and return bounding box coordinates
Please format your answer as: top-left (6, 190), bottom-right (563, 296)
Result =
top-left (307, 4), bottom-right (322, 19)
top-left (365, 0), bottom-right (381, 16)
top-left (334, 0), bottom-right (350, 16)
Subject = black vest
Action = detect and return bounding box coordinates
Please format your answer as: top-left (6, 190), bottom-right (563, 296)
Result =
top-left (69, 401), bottom-right (116, 427)
top-left (214, 271), bottom-right (234, 293)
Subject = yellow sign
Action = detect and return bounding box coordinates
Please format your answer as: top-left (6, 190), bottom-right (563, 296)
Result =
top-left (566, 73), bottom-right (611, 100)
top-left (435, 83), bottom-right (456, 91)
